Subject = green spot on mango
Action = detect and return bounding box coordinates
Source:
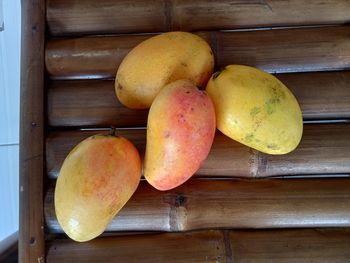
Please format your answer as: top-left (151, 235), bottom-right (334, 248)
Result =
top-left (264, 84), bottom-right (285, 115)
top-left (265, 101), bottom-right (274, 115)
top-left (245, 133), bottom-right (254, 142)
top-left (250, 107), bottom-right (261, 117)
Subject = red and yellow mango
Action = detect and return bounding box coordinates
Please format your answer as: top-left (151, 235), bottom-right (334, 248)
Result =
top-left (144, 80), bottom-right (216, 190)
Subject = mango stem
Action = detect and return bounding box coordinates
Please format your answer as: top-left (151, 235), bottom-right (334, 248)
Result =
top-left (109, 126), bottom-right (117, 137)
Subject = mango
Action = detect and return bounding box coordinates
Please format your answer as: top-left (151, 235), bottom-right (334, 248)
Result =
top-left (115, 31), bottom-right (214, 109)
top-left (54, 134), bottom-right (141, 242)
top-left (206, 65), bottom-right (303, 155)
top-left (144, 80), bottom-right (216, 191)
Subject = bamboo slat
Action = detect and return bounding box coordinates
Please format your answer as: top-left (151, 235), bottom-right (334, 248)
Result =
top-left (47, 71), bottom-right (350, 127)
top-left (216, 26), bottom-right (350, 74)
top-left (46, 124), bottom-right (350, 179)
top-left (47, 80), bottom-right (148, 127)
top-left (47, 231), bottom-right (225, 263)
top-left (46, 229), bottom-right (350, 263)
top-left (229, 229), bottom-right (350, 263)
top-left (45, 178), bottom-right (350, 233)
top-left (46, 0), bottom-right (350, 36)
top-left (20, 0), bottom-right (46, 262)
top-left (45, 36), bottom-right (147, 80)
top-left (45, 26), bottom-right (350, 79)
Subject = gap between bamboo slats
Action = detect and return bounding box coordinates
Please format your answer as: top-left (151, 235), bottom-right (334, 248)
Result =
top-left (46, 0), bottom-right (350, 36)
top-left (46, 228), bottom-right (350, 263)
top-left (46, 124), bottom-right (350, 180)
top-left (47, 71), bottom-right (350, 127)
top-left (45, 26), bottom-right (350, 79)
top-left (45, 178), bottom-right (350, 233)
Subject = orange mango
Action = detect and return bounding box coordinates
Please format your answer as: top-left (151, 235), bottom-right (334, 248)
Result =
top-left (54, 134), bottom-right (141, 242)
top-left (116, 31), bottom-right (214, 109)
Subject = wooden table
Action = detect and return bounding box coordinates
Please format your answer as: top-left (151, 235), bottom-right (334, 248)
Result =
top-left (20, 1), bottom-right (350, 262)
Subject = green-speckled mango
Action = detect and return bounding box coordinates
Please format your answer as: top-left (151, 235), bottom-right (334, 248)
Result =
top-left (115, 31), bottom-right (214, 109)
top-left (206, 65), bottom-right (303, 155)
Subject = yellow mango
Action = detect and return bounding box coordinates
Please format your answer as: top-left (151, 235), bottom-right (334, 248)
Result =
top-left (115, 32), bottom-right (214, 109)
top-left (144, 80), bottom-right (216, 190)
top-left (55, 134), bottom-right (141, 242)
top-left (206, 65), bottom-right (303, 154)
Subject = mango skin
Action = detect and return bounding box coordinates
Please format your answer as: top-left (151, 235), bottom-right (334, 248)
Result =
top-left (115, 31), bottom-right (214, 109)
top-left (144, 80), bottom-right (216, 191)
top-left (206, 65), bottom-right (303, 155)
top-left (54, 135), bottom-right (141, 242)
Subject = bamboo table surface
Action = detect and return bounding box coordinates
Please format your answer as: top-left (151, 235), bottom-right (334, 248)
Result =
top-left (20, 1), bottom-right (350, 262)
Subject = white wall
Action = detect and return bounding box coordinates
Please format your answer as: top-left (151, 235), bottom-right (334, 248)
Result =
top-left (0, 0), bottom-right (21, 242)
